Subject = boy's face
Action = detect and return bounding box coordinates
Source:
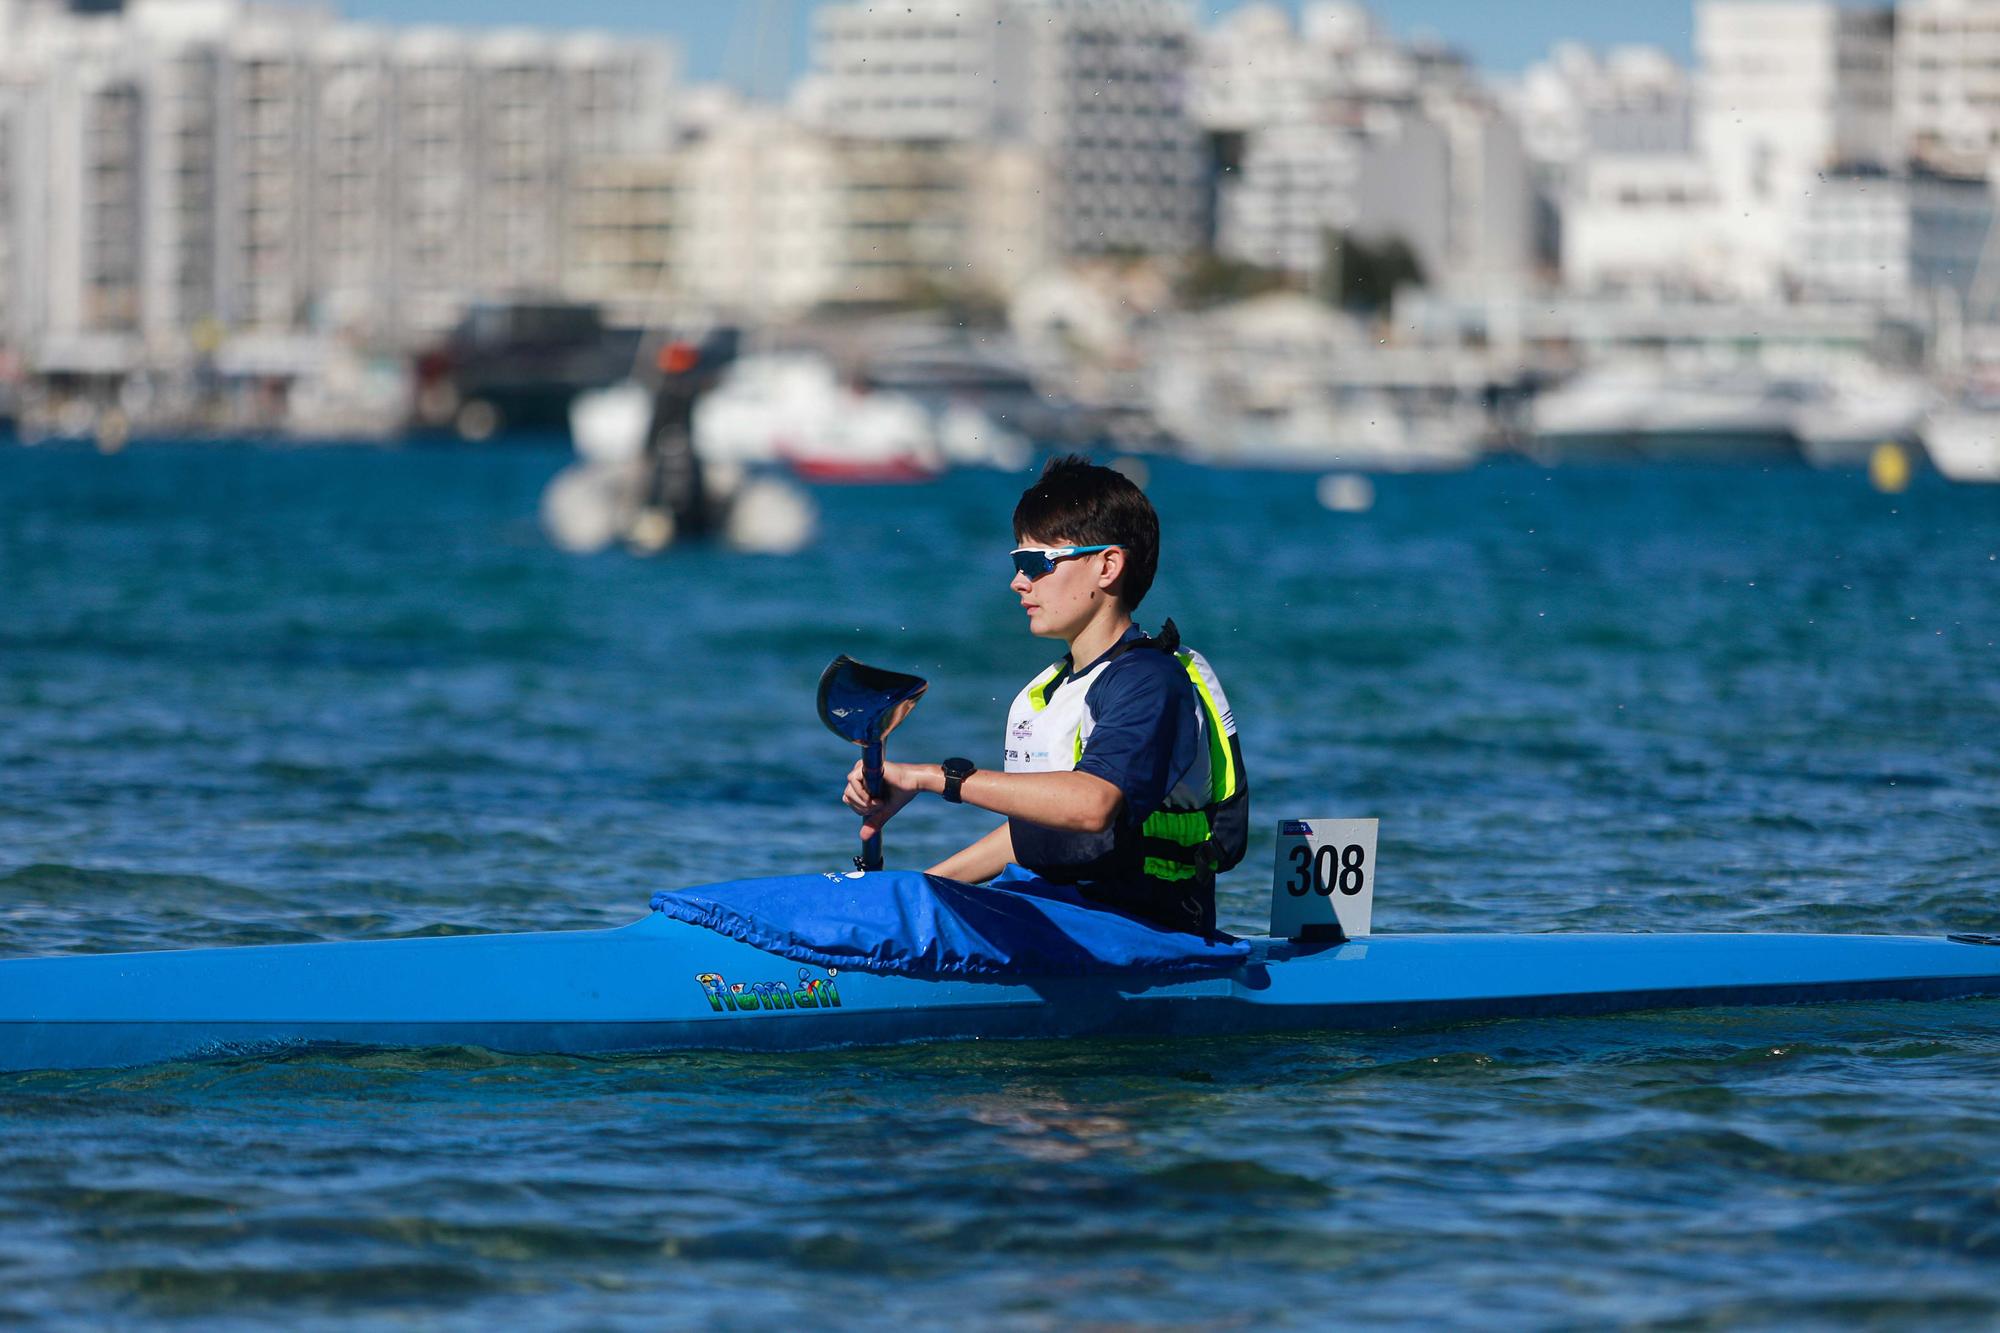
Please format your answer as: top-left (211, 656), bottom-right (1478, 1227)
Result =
top-left (1011, 533), bottom-right (1124, 643)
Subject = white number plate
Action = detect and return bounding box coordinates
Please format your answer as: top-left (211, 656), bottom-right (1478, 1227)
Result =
top-left (1269, 818), bottom-right (1377, 941)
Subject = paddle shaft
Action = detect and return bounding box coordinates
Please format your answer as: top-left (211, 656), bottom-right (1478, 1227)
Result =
top-left (859, 738), bottom-right (885, 871)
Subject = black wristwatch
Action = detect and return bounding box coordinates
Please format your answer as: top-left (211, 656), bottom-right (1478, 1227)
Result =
top-left (940, 757), bottom-right (977, 804)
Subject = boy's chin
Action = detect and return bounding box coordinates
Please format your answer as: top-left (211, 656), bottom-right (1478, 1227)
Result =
top-left (1026, 612), bottom-right (1070, 640)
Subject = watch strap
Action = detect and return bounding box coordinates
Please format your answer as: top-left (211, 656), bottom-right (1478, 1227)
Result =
top-left (941, 757), bottom-right (976, 804)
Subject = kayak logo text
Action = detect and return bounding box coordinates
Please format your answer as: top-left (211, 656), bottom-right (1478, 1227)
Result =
top-left (696, 968), bottom-right (842, 1014)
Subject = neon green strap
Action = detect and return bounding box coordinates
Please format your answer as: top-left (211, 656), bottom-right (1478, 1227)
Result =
top-left (1177, 650), bottom-right (1236, 803)
top-left (1027, 663), bottom-right (1064, 713)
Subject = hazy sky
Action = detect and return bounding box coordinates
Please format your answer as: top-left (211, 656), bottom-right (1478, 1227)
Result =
top-left (337, 0), bottom-right (1707, 88)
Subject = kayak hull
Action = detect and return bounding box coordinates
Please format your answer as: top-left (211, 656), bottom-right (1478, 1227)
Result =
top-left (4, 916), bottom-right (2000, 1072)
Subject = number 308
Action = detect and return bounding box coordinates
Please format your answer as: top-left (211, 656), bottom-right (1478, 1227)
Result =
top-left (1286, 843), bottom-right (1366, 897)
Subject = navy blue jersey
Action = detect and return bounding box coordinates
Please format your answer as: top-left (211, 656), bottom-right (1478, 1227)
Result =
top-left (1003, 624), bottom-right (1228, 931)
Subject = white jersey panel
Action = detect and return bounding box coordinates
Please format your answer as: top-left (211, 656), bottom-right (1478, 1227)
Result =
top-left (1002, 646), bottom-right (1220, 812)
top-left (1003, 663), bottom-right (1097, 775)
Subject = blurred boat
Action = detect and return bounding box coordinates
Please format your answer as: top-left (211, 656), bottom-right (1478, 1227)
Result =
top-left (283, 346), bottom-right (413, 444)
top-left (1171, 389), bottom-right (1483, 471)
top-left (1789, 370), bottom-right (1936, 469)
top-left (695, 352), bottom-right (1031, 482)
top-left (1145, 294), bottom-right (1485, 470)
top-left (697, 353), bottom-right (940, 482)
top-left (542, 331), bottom-right (817, 556)
top-left (412, 302), bottom-right (636, 442)
top-left (1530, 364), bottom-right (1805, 464)
top-left (861, 342), bottom-right (1077, 453)
top-left (1920, 407), bottom-right (2000, 483)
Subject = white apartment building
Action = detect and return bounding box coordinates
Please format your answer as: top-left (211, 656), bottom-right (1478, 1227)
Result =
top-left (1216, 122), bottom-right (1378, 276)
top-left (1562, 154), bottom-right (1726, 294)
top-left (0, 0), bottom-right (676, 359)
top-left (565, 153), bottom-right (683, 327)
top-left (1793, 167), bottom-right (1993, 306)
top-left (1035, 1), bottom-right (1206, 257)
top-left (808, 0), bottom-right (1030, 141)
top-left (1187, 2), bottom-right (1339, 132)
top-left (583, 116), bottom-right (1049, 321)
top-left (675, 113), bottom-right (845, 317)
top-left (1898, 0), bottom-right (2000, 176)
top-left (809, 0), bottom-right (1204, 260)
top-left (1512, 43), bottom-right (1692, 174)
top-left (1193, 2), bottom-right (1529, 294)
top-left (1509, 43), bottom-right (1691, 278)
top-left (1696, 0), bottom-right (1895, 298)
top-left (1559, 3), bottom-right (1895, 300)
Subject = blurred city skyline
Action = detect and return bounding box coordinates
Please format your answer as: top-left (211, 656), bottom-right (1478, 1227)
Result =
top-left (9, 0), bottom-right (2000, 484)
top-left (340, 0), bottom-right (1713, 81)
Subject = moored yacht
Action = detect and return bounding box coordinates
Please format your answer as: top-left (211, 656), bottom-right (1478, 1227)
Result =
top-left (1529, 363), bottom-right (1805, 464)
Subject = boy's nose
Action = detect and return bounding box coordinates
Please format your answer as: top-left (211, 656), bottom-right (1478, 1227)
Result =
top-left (1009, 570), bottom-right (1032, 594)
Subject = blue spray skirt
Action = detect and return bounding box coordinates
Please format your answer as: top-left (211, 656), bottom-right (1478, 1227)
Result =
top-left (3, 872), bottom-right (1999, 1073)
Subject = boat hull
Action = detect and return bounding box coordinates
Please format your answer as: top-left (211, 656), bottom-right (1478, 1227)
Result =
top-left (4, 917), bottom-right (1999, 1072)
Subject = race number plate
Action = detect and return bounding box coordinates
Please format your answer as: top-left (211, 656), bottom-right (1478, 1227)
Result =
top-left (1269, 818), bottom-right (1377, 941)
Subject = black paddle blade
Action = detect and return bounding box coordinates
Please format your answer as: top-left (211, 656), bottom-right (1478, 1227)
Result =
top-left (817, 656), bottom-right (929, 745)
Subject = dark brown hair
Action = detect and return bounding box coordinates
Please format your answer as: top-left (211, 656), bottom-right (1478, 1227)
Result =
top-left (1012, 455), bottom-right (1160, 608)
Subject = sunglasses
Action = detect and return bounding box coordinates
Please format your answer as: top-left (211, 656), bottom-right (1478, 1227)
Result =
top-left (1010, 544), bottom-right (1117, 579)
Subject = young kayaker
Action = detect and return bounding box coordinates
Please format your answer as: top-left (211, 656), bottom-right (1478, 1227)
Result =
top-left (841, 455), bottom-right (1248, 934)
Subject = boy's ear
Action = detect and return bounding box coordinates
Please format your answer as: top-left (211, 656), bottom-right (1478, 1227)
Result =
top-left (1097, 546), bottom-right (1127, 597)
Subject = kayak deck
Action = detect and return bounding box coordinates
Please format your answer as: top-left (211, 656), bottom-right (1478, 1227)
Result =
top-left (4, 916), bottom-right (2000, 1072)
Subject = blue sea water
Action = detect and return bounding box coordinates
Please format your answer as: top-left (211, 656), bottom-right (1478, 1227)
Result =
top-left (1, 442), bottom-right (1998, 1328)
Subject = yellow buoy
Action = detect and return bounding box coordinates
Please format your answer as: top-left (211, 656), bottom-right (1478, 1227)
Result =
top-left (1868, 441), bottom-right (1910, 494)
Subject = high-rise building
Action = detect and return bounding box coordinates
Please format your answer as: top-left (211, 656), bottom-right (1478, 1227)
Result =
top-left (0, 0), bottom-right (677, 358)
top-left (1697, 0), bottom-right (1895, 297)
top-left (808, 0), bottom-right (1029, 142)
top-left (1899, 0), bottom-right (2000, 176)
top-left (564, 152), bottom-right (684, 328)
top-left (809, 0), bottom-right (1203, 260)
top-left (1191, 2), bottom-right (1529, 293)
top-left (578, 110), bottom-right (1048, 320)
top-left (1512, 44), bottom-right (1692, 174)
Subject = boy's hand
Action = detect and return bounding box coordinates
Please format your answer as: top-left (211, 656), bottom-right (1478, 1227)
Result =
top-left (842, 759), bottom-right (938, 840)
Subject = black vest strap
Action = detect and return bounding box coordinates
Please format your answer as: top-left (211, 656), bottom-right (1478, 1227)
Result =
top-left (1104, 618), bottom-right (1180, 662)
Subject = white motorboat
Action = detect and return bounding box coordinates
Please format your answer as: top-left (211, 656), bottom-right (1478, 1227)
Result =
top-left (1921, 408), bottom-right (2000, 483)
top-left (1530, 364), bottom-right (1805, 464)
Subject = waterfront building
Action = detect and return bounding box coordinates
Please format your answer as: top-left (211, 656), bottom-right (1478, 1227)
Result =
top-left (675, 112), bottom-right (846, 317)
top-left (0, 0), bottom-right (676, 365)
top-left (807, 0), bottom-right (1028, 142)
top-left (1557, 3), bottom-right (1896, 301)
top-left (1508, 42), bottom-right (1692, 268)
top-left (1561, 154), bottom-right (1726, 296)
top-left (1792, 167), bottom-right (1993, 308)
top-left (1898, 0), bottom-right (2000, 176)
top-left (1192, 2), bottom-right (1530, 294)
top-left (809, 0), bottom-right (1204, 260)
top-left (585, 114), bottom-right (1048, 321)
top-left (1511, 43), bottom-right (1693, 174)
top-left (1696, 0), bottom-right (1896, 299)
top-left (564, 153), bottom-right (684, 329)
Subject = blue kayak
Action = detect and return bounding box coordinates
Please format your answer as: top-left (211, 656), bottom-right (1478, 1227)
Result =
top-left (4, 872), bottom-right (2000, 1073)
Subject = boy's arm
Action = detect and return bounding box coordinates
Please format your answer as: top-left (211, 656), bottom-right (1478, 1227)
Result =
top-left (926, 821), bottom-right (1015, 883)
top-left (845, 761), bottom-right (1122, 838)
